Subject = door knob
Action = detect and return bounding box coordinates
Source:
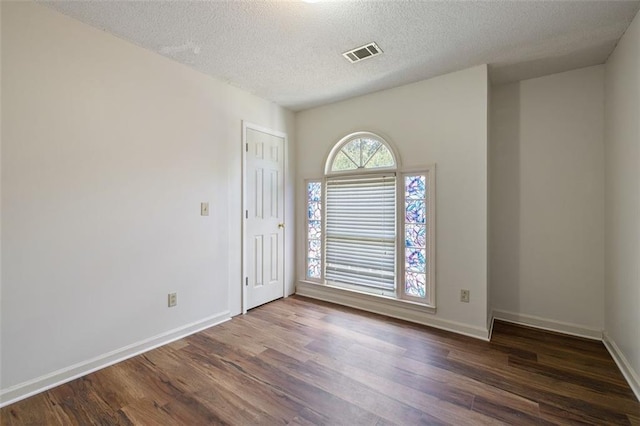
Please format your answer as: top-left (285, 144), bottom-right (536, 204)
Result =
top-left (278, 223), bottom-right (285, 229)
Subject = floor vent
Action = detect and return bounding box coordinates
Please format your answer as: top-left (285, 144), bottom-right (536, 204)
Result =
top-left (343, 42), bottom-right (382, 63)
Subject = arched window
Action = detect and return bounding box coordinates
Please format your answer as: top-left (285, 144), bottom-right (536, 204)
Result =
top-left (326, 132), bottom-right (396, 173)
top-left (305, 132), bottom-right (435, 307)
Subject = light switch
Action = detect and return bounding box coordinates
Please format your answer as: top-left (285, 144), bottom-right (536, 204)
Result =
top-left (201, 202), bottom-right (209, 216)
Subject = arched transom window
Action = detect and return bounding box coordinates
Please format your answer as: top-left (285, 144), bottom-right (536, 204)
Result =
top-left (327, 132), bottom-right (396, 173)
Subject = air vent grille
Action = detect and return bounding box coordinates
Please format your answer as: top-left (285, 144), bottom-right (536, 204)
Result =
top-left (343, 42), bottom-right (382, 63)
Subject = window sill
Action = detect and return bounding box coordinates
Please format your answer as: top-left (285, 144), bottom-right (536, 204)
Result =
top-left (296, 279), bottom-right (436, 317)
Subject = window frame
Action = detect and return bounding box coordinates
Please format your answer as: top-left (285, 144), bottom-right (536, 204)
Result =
top-left (305, 179), bottom-right (324, 283)
top-left (304, 131), bottom-right (435, 309)
top-left (398, 167), bottom-right (436, 306)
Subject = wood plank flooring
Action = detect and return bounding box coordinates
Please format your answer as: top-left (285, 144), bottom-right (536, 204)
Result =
top-left (2, 296), bottom-right (639, 425)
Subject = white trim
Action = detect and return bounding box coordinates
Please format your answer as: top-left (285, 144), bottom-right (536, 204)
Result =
top-left (491, 309), bottom-right (603, 340)
top-left (241, 121), bottom-right (288, 314)
top-left (488, 314), bottom-right (496, 341)
top-left (297, 280), bottom-right (489, 341)
top-left (0, 311), bottom-right (230, 408)
top-left (603, 332), bottom-right (640, 401)
top-left (241, 122), bottom-right (248, 315)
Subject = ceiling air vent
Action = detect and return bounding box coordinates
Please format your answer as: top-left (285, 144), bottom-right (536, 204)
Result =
top-left (343, 42), bottom-right (382, 64)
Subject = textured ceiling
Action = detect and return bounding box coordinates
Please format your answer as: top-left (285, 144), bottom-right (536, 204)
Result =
top-left (44, 1), bottom-right (640, 111)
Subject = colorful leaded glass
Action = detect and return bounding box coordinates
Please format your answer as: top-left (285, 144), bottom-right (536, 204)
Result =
top-left (308, 220), bottom-right (321, 240)
top-left (308, 239), bottom-right (321, 259)
top-left (405, 225), bottom-right (426, 248)
top-left (405, 200), bottom-right (425, 224)
top-left (405, 175), bottom-right (426, 199)
top-left (307, 181), bottom-right (322, 279)
top-left (308, 182), bottom-right (322, 202)
top-left (403, 174), bottom-right (427, 298)
top-left (405, 248), bottom-right (426, 273)
top-left (308, 258), bottom-right (321, 280)
top-left (405, 272), bottom-right (426, 298)
top-left (308, 202), bottom-right (321, 221)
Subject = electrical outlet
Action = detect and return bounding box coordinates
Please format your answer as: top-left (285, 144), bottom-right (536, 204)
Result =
top-left (460, 289), bottom-right (470, 303)
top-left (201, 202), bottom-right (209, 216)
top-left (168, 292), bottom-right (177, 307)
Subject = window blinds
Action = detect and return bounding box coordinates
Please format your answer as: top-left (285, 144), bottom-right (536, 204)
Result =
top-left (325, 174), bottom-right (396, 291)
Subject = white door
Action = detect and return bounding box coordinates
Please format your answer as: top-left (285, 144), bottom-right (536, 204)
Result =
top-left (243, 124), bottom-right (285, 311)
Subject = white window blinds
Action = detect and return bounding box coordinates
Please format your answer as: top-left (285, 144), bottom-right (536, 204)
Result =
top-left (325, 174), bottom-right (396, 291)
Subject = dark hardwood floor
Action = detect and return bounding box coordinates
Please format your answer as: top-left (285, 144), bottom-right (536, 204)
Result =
top-left (2, 296), bottom-right (639, 425)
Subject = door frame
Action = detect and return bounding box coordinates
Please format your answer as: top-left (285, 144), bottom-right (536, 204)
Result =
top-left (241, 121), bottom-right (288, 314)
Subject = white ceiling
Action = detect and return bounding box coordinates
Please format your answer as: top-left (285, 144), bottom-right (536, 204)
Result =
top-left (44, 1), bottom-right (640, 111)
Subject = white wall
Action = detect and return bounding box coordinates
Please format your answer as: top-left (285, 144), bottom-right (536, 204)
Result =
top-left (0, 2), bottom-right (295, 399)
top-left (490, 66), bottom-right (605, 337)
top-left (296, 65), bottom-right (489, 334)
top-left (604, 10), bottom-right (640, 394)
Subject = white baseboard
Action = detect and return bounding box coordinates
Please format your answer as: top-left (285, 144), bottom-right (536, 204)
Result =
top-left (491, 309), bottom-right (603, 340)
top-left (488, 315), bottom-right (496, 341)
top-left (0, 311), bottom-right (231, 408)
top-left (603, 332), bottom-right (640, 401)
top-left (296, 281), bottom-right (489, 341)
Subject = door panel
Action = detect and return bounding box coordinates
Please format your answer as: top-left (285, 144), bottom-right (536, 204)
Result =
top-left (245, 126), bottom-right (285, 310)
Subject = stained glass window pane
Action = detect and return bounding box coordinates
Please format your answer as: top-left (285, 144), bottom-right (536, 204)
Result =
top-left (308, 239), bottom-right (321, 259)
top-left (405, 225), bottom-right (426, 248)
top-left (405, 272), bottom-right (426, 298)
top-left (306, 181), bottom-right (323, 280)
top-left (308, 202), bottom-right (321, 221)
top-left (308, 182), bottom-right (321, 202)
top-left (405, 175), bottom-right (425, 199)
top-left (308, 220), bottom-right (321, 240)
top-left (308, 258), bottom-right (321, 279)
top-left (405, 248), bottom-right (426, 273)
top-left (405, 200), bottom-right (425, 224)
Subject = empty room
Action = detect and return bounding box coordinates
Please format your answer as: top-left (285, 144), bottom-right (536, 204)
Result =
top-left (1, 0), bottom-right (639, 424)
